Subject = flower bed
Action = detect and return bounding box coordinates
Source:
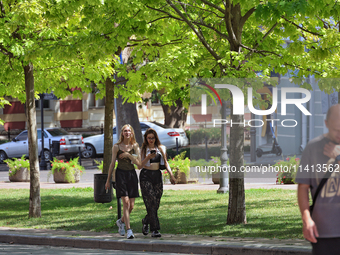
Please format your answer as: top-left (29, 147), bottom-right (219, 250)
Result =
top-left (49, 157), bottom-right (85, 183)
top-left (167, 152), bottom-right (190, 184)
top-left (274, 156), bottom-right (300, 184)
top-left (5, 155), bottom-right (30, 182)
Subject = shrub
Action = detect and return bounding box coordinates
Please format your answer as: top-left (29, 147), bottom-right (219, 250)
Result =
top-left (207, 127), bottom-right (221, 143)
top-left (167, 151), bottom-right (190, 178)
top-left (49, 157), bottom-right (85, 183)
top-left (5, 155), bottom-right (30, 176)
top-left (274, 156), bottom-right (300, 184)
top-left (190, 129), bottom-right (210, 145)
top-left (167, 146), bottom-right (222, 160)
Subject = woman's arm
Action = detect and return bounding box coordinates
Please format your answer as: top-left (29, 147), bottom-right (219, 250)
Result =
top-left (165, 161), bottom-right (176, 184)
top-left (160, 145), bottom-right (176, 184)
top-left (105, 144), bottom-right (119, 189)
top-left (131, 143), bottom-right (142, 169)
top-left (118, 143), bottom-right (143, 169)
top-left (139, 148), bottom-right (156, 169)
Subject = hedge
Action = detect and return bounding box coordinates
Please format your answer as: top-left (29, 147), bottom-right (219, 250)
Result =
top-left (167, 145), bottom-right (250, 160)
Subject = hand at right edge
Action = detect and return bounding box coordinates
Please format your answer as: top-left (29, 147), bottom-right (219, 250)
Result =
top-left (303, 217), bottom-right (319, 243)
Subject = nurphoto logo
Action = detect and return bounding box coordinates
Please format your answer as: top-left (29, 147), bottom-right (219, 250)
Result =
top-left (200, 84), bottom-right (311, 128)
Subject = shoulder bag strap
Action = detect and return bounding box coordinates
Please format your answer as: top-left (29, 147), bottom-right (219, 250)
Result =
top-left (309, 167), bottom-right (333, 215)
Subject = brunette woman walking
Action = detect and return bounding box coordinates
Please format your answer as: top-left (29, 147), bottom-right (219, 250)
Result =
top-left (139, 128), bottom-right (176, 237)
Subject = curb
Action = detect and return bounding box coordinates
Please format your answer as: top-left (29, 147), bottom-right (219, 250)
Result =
top-left (0, 232), bottom-right (311, 255)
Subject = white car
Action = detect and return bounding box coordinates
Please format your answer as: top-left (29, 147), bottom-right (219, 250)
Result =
top-left (0, 128), bottom-right (85, 163)
top-left (82, 121), bottom-right (189, 158)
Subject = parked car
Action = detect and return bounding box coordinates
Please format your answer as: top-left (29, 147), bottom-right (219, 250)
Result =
top-left (82, 121), bottom-right (189, 158)
top-left (0, 128), bottom-right (85, 163)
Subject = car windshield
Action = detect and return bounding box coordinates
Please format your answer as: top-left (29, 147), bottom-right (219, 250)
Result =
top-left (46, 128), bottom-right (69, 136)
top-left (151, 121), bottom-right (170, 129)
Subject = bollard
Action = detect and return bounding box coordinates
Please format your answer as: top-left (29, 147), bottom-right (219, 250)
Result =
top-left (205, 136), bottom-right (208, 162)
top-left (78, 146), bottom-right (82, 166)
top-left (176, 137), bottom-right (179, 155)
top-left (117, 197), bottom-right (122, 219)
top-left (47, 139), bottom-right (52, 169)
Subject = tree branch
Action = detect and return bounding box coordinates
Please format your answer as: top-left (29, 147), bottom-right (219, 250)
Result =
top-left (259, 22), bottom-right (278, 45)
top-left (256, 49), bottom-right (281, 57)
top-left (224, 0), bottom-right (239, 48)
top-left (146, 6), bottom-right (230, 43)
top-left (0, 1), bottom-right (5, 18)
top-left (284, 62), bottom-right (322, 76)
top-left (242, 22), bottom-right (278, 62)
top-left (174, 1), bottom-right (224, 18)
top-left (165, 0), bottom-right (221, 61)
top-left (191, 19), bottom-right (230, 42)
top-left (240, 7), bottom-right (255, 28)
top-left (126, 39), bottom-right (183, 48)
top-left (316, 16), bottom-right (330, 29)
top-left (0, 45), bottom-right (14, 58)
top-left (146, 4), bottom-right (185, 22)
top-left (8, 56), bottom-right (15, 71)
top-left (35, 65), bottom-right (66, 72)
top-left (200, 0), bottom-right (225, 14)
top-left (282, 16), bottom-right (321, 36)
top-left (129, 38), bottom-right (149, 42)
top-left (148, 16), bottom-right (170, 24)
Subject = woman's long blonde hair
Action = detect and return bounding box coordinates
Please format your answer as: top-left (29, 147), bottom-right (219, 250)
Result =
top-left (117, 124), bottom-right (137, 145)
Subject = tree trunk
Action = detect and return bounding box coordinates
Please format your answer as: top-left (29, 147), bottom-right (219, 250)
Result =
top-left (161, 98), bottom-right (187, 128)
top-left (227, 108), bottom-right (246, 224)
top-left (24, 63), bottom-right (41, 218)
top-left (116, 82), bottom-right (143, 146)
top-left (102, 77), bottom-right (114, 174)
top-left (112, 47), bottom-right (142, 145)
top-left (102, 46), bottom-right (134, 172)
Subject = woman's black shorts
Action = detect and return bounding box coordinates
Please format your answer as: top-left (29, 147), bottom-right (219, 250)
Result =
top-left (115, 168), bottom-right (139, 198)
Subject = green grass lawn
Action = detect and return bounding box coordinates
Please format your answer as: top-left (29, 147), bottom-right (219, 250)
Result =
top-left (0, 188), bottom-right (303, 239)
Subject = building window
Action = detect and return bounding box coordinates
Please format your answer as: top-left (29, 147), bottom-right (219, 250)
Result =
top-left (35, 100), bottom-right (50, 109)
top-left (89, 93), bottom-right (105, 108)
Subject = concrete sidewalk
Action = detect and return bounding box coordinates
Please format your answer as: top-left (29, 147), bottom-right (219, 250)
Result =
top-left (0, 227), bottom-right (311, 255)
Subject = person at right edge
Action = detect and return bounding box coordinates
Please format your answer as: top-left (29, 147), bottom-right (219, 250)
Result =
top-left (296, 104), bottom-right (340, 255)
top-left (139, 128), bottom-right (176, 237)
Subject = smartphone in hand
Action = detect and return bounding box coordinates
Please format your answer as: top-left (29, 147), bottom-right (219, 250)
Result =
top-left (150, 150), bottom-right (156, 154)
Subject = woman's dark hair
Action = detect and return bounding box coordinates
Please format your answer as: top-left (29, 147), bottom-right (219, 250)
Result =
top-left (141, 128), bottom-right (167, 161)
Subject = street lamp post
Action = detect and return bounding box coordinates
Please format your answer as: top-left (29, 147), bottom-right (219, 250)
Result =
top-left (114, 97), bottom-right (121, 219)
top-left (39, 94), bottom-right (47, 170)
top-left (250, 113), bottom-right (256, 162)
top-left (217, 100), bottom-right (229, 193)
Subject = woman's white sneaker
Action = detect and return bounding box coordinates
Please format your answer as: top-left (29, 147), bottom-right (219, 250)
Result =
top-left (127, 229), bottom-right (135, 239)
top-left (116, 219), bottom-right (125, 236)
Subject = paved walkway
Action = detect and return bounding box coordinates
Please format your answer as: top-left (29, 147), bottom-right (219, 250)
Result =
top-left (0, 227), bottom-right (311, 255)
top-left (0, 153), bottom-right (310, 254)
